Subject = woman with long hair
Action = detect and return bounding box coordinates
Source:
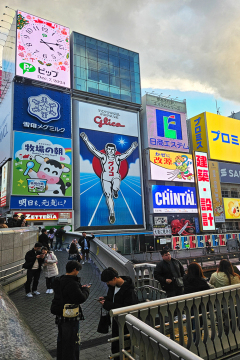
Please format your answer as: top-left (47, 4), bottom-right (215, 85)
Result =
top-left (183, 262), bottom-right (212, 294)
top-left (68, 242), bottom-right (82, 263)
top-left (210, 259), bottom-right (240, 288)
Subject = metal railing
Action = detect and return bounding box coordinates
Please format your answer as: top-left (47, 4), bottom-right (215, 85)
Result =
top-left (124, 314), bottom-right (202, 360)
top-left (111, 284), bottom-right (240, 360)
top-left (0, 262), bottom-right (26, 281)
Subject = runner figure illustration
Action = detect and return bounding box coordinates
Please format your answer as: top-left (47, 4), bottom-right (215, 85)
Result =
top-left (80, 132), bottom-right (138, 224)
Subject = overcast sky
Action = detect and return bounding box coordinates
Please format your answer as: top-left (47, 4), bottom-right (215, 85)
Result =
top-left (1, 0), bottom-right (240, 117)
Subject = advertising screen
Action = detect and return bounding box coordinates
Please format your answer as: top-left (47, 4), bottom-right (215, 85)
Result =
top-left (0, 85), bottom-right (13, 166)
top-left (152, 185), bottom-right (198, 213)
top-left (12, 132), bottom-right (72, 198)
top-left (209, 161), bottom-right (225, 223)
top-left (146, 105), bottom-right (189, 152)
top-left (13, 83), bottom-right (71, 138)
top-left (1, 162), bottom-right (9, 207)
top-left (219, 162), bottom-right (240, 184)
top-left (16, 11), bottom-right (70, 88)
top-left (206, 112), bottom-right (240, 163)
top-left (190, 113), bottom-right (208, 152)
top-left (78, 101), bottom-right (144, 228)
top-left (149, 150), bottom-right (194, 182)
top-left (224, 198), bottom-right (240, 220)
top-left (194, 151), bottom-right (215, 231)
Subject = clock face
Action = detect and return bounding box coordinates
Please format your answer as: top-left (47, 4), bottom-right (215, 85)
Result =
top-left (16, 11), bottom-right (70, 88)
top-left (21, 24), bottom-right (68, 62)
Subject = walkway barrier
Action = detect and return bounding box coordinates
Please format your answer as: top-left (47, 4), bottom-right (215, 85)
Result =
top-left (110, 283), bottom-right (240, 360)
top-left (0, 285), bottom-right (52, 359)
top-left (124, 314), bottom-right (202, 360)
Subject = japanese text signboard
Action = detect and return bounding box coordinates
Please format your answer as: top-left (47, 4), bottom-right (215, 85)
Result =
top-left (208, 161), bottom-right (225, 223)
top-left (190, 113), bottom-right (208, 152)
top-left (17, 211), bottom-right (72, 220)
top-left (13, 83), bottom-right (71, 138)
top-left (16, 10), bottom-right (70, 88)
top-left (146, 105), bottom-right (189, 152)
top-left (149, 150), bottom-right (194, 182)
top-left (152, 185), bottom-right (198, 213)
top-left (1, 162), bottom-right (9, 207)
top-left (194, 151), bottom-right (215, 231)
top-left (219, 162), bottom-right (240, 184)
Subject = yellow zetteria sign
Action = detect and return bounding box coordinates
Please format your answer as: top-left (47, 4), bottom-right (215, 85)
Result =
top-left (206, 112), bottom-right (240, 163)
top-left (224, 198), bottom-right (240, 219)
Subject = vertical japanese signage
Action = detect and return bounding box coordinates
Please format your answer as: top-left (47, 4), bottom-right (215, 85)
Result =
top-left (194, 151), bottom-right (215, 231)
top-left (209, 161), bottom-right (225, 223)
top-left (190, 113), bottom-right (208, 152)
top-left (146, 105), bottom-right (189, 152)
top-left (16, 10), bottom-right (70, 88)
top-left (1, 162), bottom-right (9, 207)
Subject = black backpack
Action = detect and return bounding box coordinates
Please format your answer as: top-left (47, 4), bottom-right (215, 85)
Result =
top-left (51, 277), bottom-right (64, 316)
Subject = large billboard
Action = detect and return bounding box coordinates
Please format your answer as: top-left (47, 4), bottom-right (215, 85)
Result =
top-left (219, 162), bottom-right (240, 184)
top-left (190, 113), bottom-right (208, 152)
top-left (0, 85), bottom-right (13, 166)
top-left (16, 11), bottom-right (70, 88)
top-left (194, 151), bottom-right (215, 231)
top-left (224, 198), bottom-right (240, 220)
top-left (11, 131), bottom-right (72, 210)
top-left (13, 83), bottom-right (71, 138)
top-left (152, 185), bottom-right (198, 213)
top-left (78, 101), bottom-right (144, 228)
top-left (1, 161), bottom-right (9, 207)
top-left (149, 150), bottom-right (194, 182)
top-left (146, 105), bottom-right (189, 152)
top-left (209, 161), bottom-right (225, 223)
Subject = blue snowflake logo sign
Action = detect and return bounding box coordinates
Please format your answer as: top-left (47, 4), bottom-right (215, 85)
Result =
top-left (28, 94), bottom-right (61, 123)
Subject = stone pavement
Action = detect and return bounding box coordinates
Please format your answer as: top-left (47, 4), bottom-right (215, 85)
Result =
top-left (9, 251), bottom-right (112, 360)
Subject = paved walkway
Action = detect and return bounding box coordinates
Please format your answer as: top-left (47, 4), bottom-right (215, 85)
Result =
top-left (9, 251), bottom-right (111, 360)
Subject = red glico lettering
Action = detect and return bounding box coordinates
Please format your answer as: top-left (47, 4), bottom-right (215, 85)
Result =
top-left (94, 116), bottom-right (125, 128)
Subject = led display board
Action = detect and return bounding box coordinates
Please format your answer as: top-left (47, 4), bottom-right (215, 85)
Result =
top-left (13, 83), bottom-right (71, 138)
top-left (219, 162), bottom-right (240, 184)
top-left (76, 100), bottom-right (144, 228)
top-left (152, 185), bottom-right (198, 213)
top-left (208, 161), bottom-right (225, 223)
top-left (149, 150), bottom-right (194, 182)
top-left (10, 196), bottom-right (72, 210)
top-left (16, 11), bottom-right (70, 88)
top-left (1, 162), bottom-right (9, 207)
top-left (223, 198), bottom-right (240, 220)
top-left (0, 85), bottom-right (13, 166)
top-left (194, 151), bottom-right (215, 231)
top-left (146, 105), bottom-right (189, 152)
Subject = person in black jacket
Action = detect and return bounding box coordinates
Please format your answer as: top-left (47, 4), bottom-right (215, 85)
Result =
top-left (99, 267), bottom-right (138, 359)
top-left (7, 214), bottom-right (22, 228)
top-left (78, 232), bottom-right (95, 264)
top-left (51, 260), bottom-right (90, 360)
top-left (24, 242), bottom-right (45, 297)
top-left (183, 262), bottom-right (211, 294)
top-left (54, 226), bottom-right (66, 251)
top-left (39, 228), bottom-right (50, 249)
top-left (154, 249), bottom-right (185, 297)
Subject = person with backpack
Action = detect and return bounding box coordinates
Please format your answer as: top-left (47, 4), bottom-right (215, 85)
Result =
top-left (42, 247), bottom-right (59, 294)
top-left (54, 226), bottom-right (66, 251)
top-left (51, 260), bottom-right (90, 360)
top-left (68, 242), bottom-right (82, 263)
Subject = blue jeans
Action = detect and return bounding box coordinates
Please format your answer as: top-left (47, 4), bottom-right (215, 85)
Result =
top-left (54, 237), bottom-right (62, 250)
top-left (57, 320), bottom-right (79, 360)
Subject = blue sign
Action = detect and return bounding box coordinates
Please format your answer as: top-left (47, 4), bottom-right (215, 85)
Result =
top-left (10, 196), bottom-right (72, 209)
top-left (156, 109), bottom-right (182, 140)
top-left (219, 162), bottom-right (240, 184)
top-left (152, 185), bottom-right (198, 213)
top-left (13, 82), bottom-right (71, 138)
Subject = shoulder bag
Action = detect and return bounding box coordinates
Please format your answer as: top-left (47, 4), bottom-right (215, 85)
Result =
top-left (97, 308), bottom-right (111, 334)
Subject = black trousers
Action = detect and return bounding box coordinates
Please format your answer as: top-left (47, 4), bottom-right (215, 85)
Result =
top-left (25, 269), bottom-right (41, 293)
top-left (57, 320), bottom-right (79, 360)
top-left (82, 249), bottom-right (89, 261)
top-left (46, 276), bottom-right (55, 289)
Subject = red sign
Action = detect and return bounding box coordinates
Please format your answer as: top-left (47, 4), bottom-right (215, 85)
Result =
top-left (17, 212), bottom-right (72, 221)
top-left (94, 116), bottom-right (125, 129)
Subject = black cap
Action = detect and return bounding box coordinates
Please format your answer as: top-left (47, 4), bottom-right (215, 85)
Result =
top-left (34, 242), bottom-right (42, 247)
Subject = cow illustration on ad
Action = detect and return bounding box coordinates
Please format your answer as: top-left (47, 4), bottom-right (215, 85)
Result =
top-left (12, 132), bottom-right (72, 198)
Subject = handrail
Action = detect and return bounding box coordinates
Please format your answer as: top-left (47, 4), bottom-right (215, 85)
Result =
top-left (0, 262), bottom-right (24, 273)
top-left (125, 314), bottom-right (203, 360)
top-left (0, 262), bottom-right (25, 281)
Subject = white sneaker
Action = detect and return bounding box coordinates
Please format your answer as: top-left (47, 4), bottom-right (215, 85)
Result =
top-left (46, 289), bottom-right (50, 294)
top-left (26, 292), bottom-right (33, 298)
top-left (49, 289), bottom-right (54, 294)
top-left (33, 291), bottom-right (40, 295)
top-left (82, 262), bottom-right (85, 265)
top-left (174, 316), bottom-right (178, 322)
top-left (182, 314), bottom-right (186, 320)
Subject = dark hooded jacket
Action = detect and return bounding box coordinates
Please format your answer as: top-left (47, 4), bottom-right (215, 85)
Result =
top-left (39, 233), bottom-right (49, 248)
top-left (183, 275), bottom-right (211, 294)
top-left (154, 258), bottom-right (185, 292)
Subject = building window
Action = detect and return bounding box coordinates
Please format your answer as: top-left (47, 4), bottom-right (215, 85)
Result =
top-left (222, 190), bottom-right (229, 198)
top-left (231, 191), bottom-right (238, 198)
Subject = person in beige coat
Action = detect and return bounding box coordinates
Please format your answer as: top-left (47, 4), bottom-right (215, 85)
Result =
top-left (42, 247), bottom-right (59, 294)
top-left (209, 259), bottom-right (240, 288)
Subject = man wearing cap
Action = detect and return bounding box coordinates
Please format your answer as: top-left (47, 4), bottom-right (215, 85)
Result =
top-left (99, 267), bottom-right (138, 359)
top-left (23, 242), bottom-right (45, 298)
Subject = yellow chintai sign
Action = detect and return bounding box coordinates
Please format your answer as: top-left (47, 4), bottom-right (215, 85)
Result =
top-left (224, 198), bottom-right (240, 219)
top-left (206, 112), bottom-right (240, 163)
top-left (149, 150), bottom-right (194, 182)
